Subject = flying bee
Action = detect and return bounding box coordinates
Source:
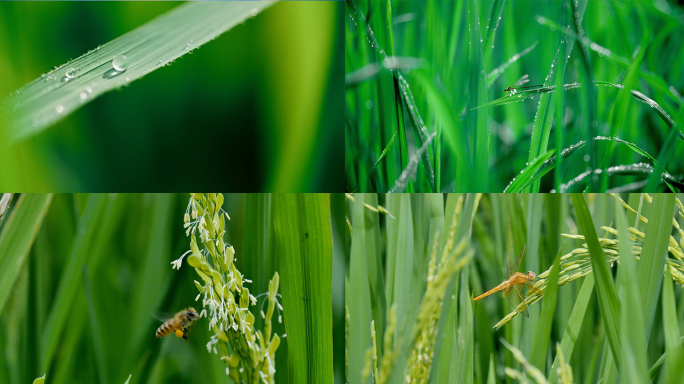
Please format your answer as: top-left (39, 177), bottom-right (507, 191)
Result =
top-left (155, 307), bottom-right (200, 342)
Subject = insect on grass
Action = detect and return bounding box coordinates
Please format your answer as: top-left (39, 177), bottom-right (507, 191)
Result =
top-left (504, 74), bottom-right (543, 96)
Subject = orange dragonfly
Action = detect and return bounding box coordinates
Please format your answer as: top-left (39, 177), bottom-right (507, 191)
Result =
top-left (473, 245), bottom-right (539, 316)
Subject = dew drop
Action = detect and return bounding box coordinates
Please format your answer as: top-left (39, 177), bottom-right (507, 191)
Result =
top-left (251, 8), bottom-right (259, 16)
top-left (55, 105), bottom-right (64, 114)
top-left (79, 92), bottom-right (88, 101)
top-left (112, 55), bottom-right (129, 71)
top-left (66, 68), bottom-right (76, 79)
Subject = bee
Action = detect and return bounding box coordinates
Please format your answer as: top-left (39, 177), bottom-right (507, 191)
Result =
top-left (155, 307), bottom-right (200, 342)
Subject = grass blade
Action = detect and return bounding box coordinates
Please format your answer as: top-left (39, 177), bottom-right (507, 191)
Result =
top-left (570, 194), bottom-right (621, 367)
top-left (615, 193), bottom-right (648, 383)
top-left (1, 2), bottom-right (275, 141)
top-left (0, 194), bottom-right (52, 314)
top-left (468, 0), bottom-right (489, 191)
top-left (503, 149), bottom-right (554, 192)
top-left (389, 132), bottom-right (436, 193)
top-left (473, 83), bottom-right (581, 109)
top-left (40, 194), bottom-right (109, 372)
top-left (548, 273), bottom-right (594, 384)
top-left (411, 71), bottom-right (470, 189)
top-left (536, 15), bottom-right (683, 105)
top-left (529, 251), bottom-right (561, 371)
top-left (525, 45), bottom-right (564, 193)
top-left (636, 194), bottom-right (674, 334)
top-left (482, 0), bottom-right (506, 65)
top-left (661, 267), bottom-right (683, 384)
top-left (486, 41), bottom-right (538, 88)
top-left (273, 194), bottom-right (334, 383)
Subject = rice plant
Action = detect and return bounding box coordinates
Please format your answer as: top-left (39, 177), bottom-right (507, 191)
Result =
top-left (345, 193), bottom-right (684, 383)
top-left (0, 193), bottom-right (341, 384)
top-left (0, 2), bottom-right (342, 192)
top-left (345, 0), bottom-right (684, 192)
top-left (1, 2), bottom-right (274, 141)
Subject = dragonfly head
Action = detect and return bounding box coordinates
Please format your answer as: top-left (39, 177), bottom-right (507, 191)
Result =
top-left (527, 271), bottom-right (536, 281)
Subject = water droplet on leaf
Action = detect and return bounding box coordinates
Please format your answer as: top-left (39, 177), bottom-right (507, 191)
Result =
top-left (112, 55), bottom-right (129, 71)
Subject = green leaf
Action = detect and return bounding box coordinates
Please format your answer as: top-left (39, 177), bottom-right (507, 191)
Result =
top-left (661, 268), bottom-right (683, 384)
top-left (570, 194), bottom-right (621, 367)
top-left (615, 195), bottom-right (647, 383)
top-left (2, 2), bottom-right (275, 141)
top-left (530, 250), bottom-right (561, 371)
top-left (273, 194), bottom-right (333, 384)
top-left (411, 70), bottom-right (469, 187)
top-left (548, 273), bottom-right (594, 384)
top-left (637, 194), bottom-right (674, 334)
top-left (0, 194), bottom-right (53, 314)
top-left (472, 84), bottom-right (580, 110)
top-left (468, 0), bottom-right (489, 191)
top-left (503, 149), bottom-right (555, 192)
top-left (536, 15), bottom-right (683, 105)
top-left (125, 194), bottom-right (175, 372)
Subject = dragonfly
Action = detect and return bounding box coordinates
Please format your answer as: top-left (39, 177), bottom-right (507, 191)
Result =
top-left (504, 74), bottom-right (543, 97)
top-left (472, 245), bottom-right (540, 317)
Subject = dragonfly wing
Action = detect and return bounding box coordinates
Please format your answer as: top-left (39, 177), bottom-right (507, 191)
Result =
top-left (513, 74), bottom-right (530, 87)
top-left (516, 286), bottom-right (529, 317)
top-left (513, 245), bottom-right (526, 274)
top-left (525, 281), bottom-right (543, 296)
top-left (503, 284), bottom-right (529, 317)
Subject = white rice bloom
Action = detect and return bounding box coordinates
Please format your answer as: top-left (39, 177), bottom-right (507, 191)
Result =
top-left (170, 250), bottom-right (191, 270)
top-left (206, 334), bottom-right (219, 354)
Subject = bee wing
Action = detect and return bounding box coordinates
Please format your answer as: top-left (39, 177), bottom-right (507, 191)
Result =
top-left (152, 311), bottom-right (175, 323)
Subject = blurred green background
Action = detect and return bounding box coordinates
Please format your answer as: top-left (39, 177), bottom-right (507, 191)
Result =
top-left (0, 193), bottom-right (345, 384)
top-left (0, 2), bottom-right (343, 192)
top-left (346, 0), bottom-right (684, 192)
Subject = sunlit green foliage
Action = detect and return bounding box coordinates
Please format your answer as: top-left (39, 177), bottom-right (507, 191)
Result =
top-left (346, 0), bottom-right (684, 192)
top-left (0, 2), bottom-right (342, 192)
top-left (0, 193), bottom-right (341, 384)
top-left (345, 193), bottom-right (684, 383)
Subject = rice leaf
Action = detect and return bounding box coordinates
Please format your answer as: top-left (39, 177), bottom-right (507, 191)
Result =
top-left (273, 194), bottom-right (334, 383)
top-left (468, 0), bottom-right (489, 191)
top-left (648, 337), bottom-right (684, 379)
top-left (529, 251), bottom-right (560, 371)
top-left (389, 132), bottom-right (436, 193)
top-left (637, 195), bottom-right (674, 334)
top-left (547, 273), bottom-right (595, 384)
top-left (661, 268), bottom-right (683, 384)
top-left (472, 83), bottom-right (581, 110)
top-left (345, 56), bottom-right (424, 88)
top-left (503, 149), bottom-right (554, 193)
top-left (570, 194), bottom-right (622, 367)
top-left (486, 41), bottom-right (538, 88)
top-left (40, 194), bottom-right (109, 372)
top-left (616, 194), bottom-right (648, 383)
top-left (536, 15), bottom-right (683, 105)
top-left (411, 71), bottom-right (470, 189)
top-left (1, 2), bottom-right (275, 141)
top-left (346, 194), bottom-right (374, 384)
top-left (0, 194), bottom-right (52, 314)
